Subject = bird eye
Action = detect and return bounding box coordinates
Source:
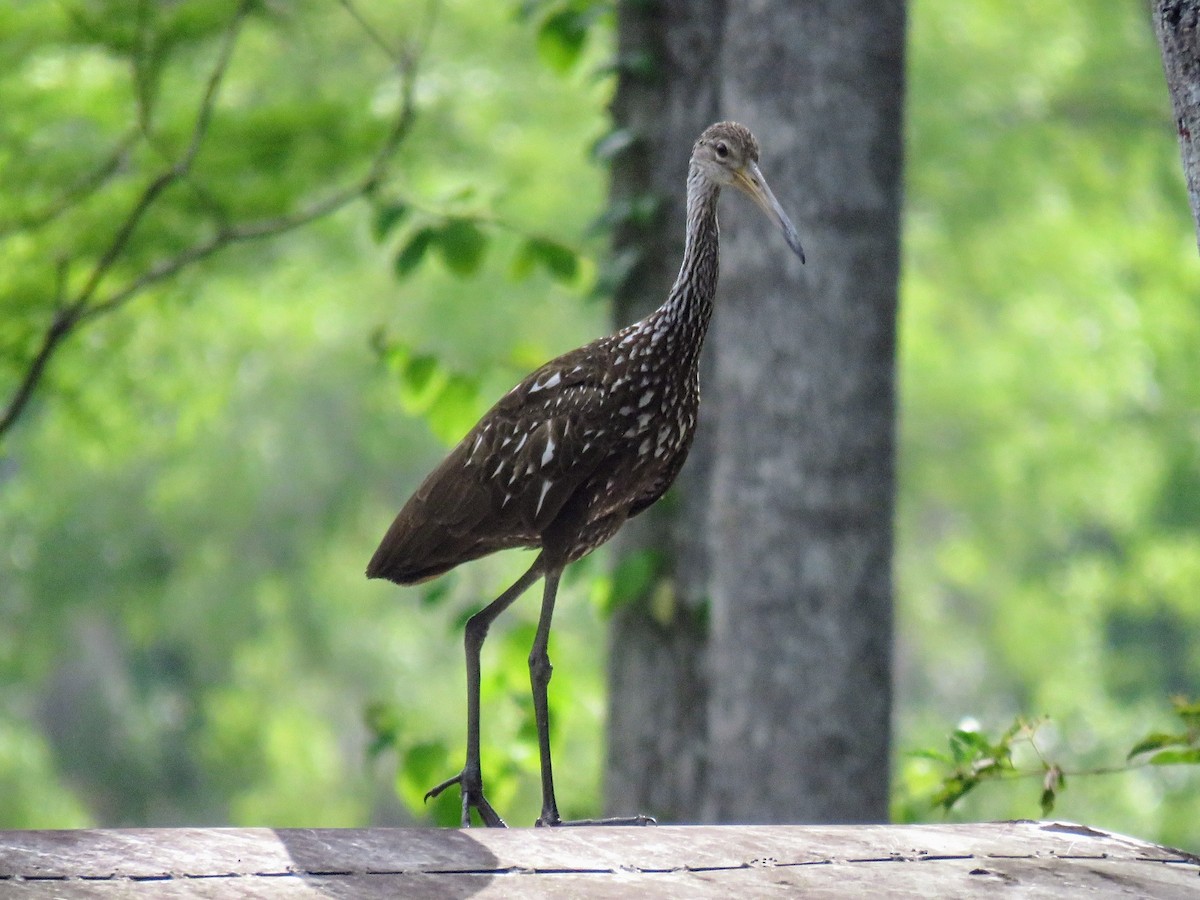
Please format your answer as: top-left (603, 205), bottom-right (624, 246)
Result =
top-left (714, 141), bottom-right (729, 159)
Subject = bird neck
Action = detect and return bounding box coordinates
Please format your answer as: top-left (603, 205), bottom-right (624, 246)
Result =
top-left (650, 166), bottom-right (721, 368)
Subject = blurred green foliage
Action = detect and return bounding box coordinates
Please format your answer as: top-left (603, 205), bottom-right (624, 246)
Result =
top-left (0, 0), bottom-right (613, 828)
top-left (895, 0), bottom-right (1200, 847)
top-left (0, 0), bottom-right (1197, 848)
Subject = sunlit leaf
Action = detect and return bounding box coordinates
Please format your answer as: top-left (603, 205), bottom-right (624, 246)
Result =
top-left (1147, 748), bottom-right (1200, 766)
top-left (536, 9), bottom-right (588, 73)
top-left (426, 374), bottom-right (482, 445)
top-left (397, 741), bottom-right (453, 816)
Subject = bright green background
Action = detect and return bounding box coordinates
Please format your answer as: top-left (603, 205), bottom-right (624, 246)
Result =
top-left (1, 0), bottom-right (1197, 848)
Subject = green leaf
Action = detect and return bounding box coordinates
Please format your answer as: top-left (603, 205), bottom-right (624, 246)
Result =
top-left (394, 227), bottom-right (437, 278)
top-left (372, 202), bottom-right (410, 242)
top-left (1147, 748), bottom-right (1200, 766)
top-left (1171, 696), bottom-right (1200, 732)
top-left (612, 549), bottom-right (662, 605)
top-left (512, 237), bottom-right (579, 283)
top-left (536, 9), bottom-right (588, 73)
top-left (591, 549), bottom-right (663, 616)
top-left (436, 219), bottom-right (488, 277)
top-left (907, 748), bottom-right (953, 764)
top-left (931, 775), bottom-right (978, 811)
top-left (948, 728), bottom-right (991, 764)
top-left (403, 355), bottom-right (439, 395)
top-left (363, 701), bottom-right (402, 759)
top-left (426, 374), bottom-right (482, 445)
top-left (397, 741), bottom-right (453, 816)
top-left (1127, 732), bottom-right (1187, 760)
top-left (419, 578), bottom-right (453, 609)
top-left (1040, 765), bottom-right (1064, 816)
top-left (397, 354), bottom-right (447, 413)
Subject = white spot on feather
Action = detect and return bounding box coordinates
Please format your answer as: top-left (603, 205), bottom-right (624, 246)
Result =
top-left (541, 434), bottom-right (556, 466)
top-left (535, 478), bottom-right (554, 516)
top-left (528, 372), bottom-right (561, 393)
top-left (638, 390), bottom-right (655, 408)
top-left (513, 433), bottom-right (528, 452)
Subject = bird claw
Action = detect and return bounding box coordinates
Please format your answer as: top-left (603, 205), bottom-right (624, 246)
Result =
top-left (425, 770), bottom-right (507, 828)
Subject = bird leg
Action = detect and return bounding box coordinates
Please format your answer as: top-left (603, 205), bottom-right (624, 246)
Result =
top-left (529, 566), bottom-right (563, 827)
top-left (426, 557), bottom-right (543, 828)
top-left (527, 566), bottom-right (656, 828)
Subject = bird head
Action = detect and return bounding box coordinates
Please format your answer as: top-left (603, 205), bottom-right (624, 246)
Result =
top-left (692, 121), bottom-right (805, 264)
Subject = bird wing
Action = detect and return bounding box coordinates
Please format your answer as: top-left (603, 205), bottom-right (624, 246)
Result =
top-left (366, 344), bottom-right (615, 584)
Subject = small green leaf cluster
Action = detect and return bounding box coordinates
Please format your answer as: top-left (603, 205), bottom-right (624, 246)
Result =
top-left (373, 200), bottom-right (582, 287)
top-left (910, 699), bottom-right (1200, 820)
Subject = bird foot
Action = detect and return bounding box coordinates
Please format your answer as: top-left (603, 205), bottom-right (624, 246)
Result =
top-left (425, 770), bottom-right (507, 828)
top-left (535, 814), bottom-right (656, 827)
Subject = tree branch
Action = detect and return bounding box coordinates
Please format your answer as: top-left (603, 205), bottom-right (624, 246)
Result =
top-left (0, 1), bottom-right (426, 444)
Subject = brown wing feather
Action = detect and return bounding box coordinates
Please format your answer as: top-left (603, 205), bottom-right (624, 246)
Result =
top-left (367, 345), bottom-right (614, 585)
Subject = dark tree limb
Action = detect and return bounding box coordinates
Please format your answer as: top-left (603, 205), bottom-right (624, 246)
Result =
top-left (1154, 0), bottom-right (1200, 249)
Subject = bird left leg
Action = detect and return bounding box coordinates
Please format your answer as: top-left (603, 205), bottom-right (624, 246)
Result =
top-left (528, 564), bottom-right (657, 828)
top-left (529, 566), bottom-right (563, 827)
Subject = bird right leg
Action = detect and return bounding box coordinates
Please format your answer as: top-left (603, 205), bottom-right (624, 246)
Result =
top-left (426, 557), bottom-right (543, 828)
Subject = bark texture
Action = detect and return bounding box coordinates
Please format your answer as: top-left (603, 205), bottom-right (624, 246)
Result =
top-left (1155, 0), bottom-right (1200, 249)
top-left (605, 1), bottom-right (904, 824)
top-left (604, 0), bottom-right (723, 823)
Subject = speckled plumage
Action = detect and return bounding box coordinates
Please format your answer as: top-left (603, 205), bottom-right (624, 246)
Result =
top-left (367, 122), bottom-right (803, 828)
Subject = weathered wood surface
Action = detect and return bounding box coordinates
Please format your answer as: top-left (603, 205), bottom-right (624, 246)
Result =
top-left (1, 820), bottom-right (1197, 898)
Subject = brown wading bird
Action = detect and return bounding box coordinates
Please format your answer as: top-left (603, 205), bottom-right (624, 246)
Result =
top-left (367, 122), bottom-right (804, 828)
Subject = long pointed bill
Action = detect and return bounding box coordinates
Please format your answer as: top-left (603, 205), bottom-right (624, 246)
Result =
top-left (735, 162), bottom-right (805, 264)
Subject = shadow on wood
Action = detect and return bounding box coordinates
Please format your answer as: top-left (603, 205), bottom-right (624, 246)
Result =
top-left (1, 820), bottom-right (1197, 897)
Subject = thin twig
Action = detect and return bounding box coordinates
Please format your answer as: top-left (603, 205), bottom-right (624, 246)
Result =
top-left (0, 1), bottom-right (251, 441)
top-left (338, 0), bottom-right (399, 60)
top-left (72, 0), bottom-right (251, 313)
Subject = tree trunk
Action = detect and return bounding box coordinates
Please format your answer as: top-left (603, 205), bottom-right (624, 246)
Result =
top-left (603, 0), bottom-right (723, 823)
top-left (1154, 0), bottom-right (1200, 249)
top-left (605, 1), bottom-right (904, 824)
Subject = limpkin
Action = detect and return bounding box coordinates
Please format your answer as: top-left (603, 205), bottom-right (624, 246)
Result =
top-left (367, 121), bottom-right (804, 828)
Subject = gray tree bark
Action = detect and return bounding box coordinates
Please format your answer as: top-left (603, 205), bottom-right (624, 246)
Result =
top-left (605, 1), bottom-right (904, 823)
top-left (604, 0), bottom-right (723, 823)
top-left (1155, 0), bottom-right (1200, 250)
